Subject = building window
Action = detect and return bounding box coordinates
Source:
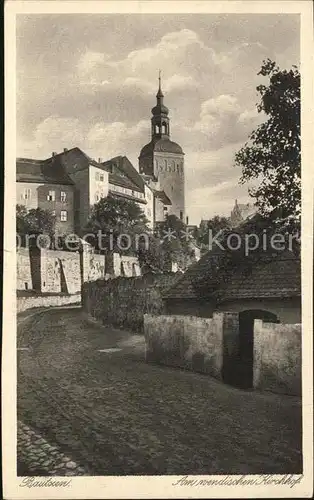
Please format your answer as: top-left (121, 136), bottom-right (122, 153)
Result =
top-left (95, 192), bottom-right (100, 202)
top-left (147, 208), bottom-right (151, 217)
top-left (60, 191), bottom-right (66, 202)
top-left (47, 190), bottom-right (55, 201)
top-left (132, 190), bottom-right (135, 196)
top-left (23, 188), bottom-right (31, 200)
top-left (95, 172), bottom-right (100, 181)
top-left (100, 174), bottom-right (104, 182)
top-left (60, 210), bottom-right (67, 222)
top-left (180, 211), bottom-right (183, 221)
top-left (164, 206), bottom-right (168, 212)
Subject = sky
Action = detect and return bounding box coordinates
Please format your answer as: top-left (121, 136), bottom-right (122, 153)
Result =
top-left (16, 14), bottom-right (300, 224)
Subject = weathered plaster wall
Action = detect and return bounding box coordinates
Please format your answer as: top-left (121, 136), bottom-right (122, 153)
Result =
top-left (39, 249), bottom-right (81, 294)
top-left (154, 152), bottom-right (185, 221)
top-left (165, 297), bottom-right (301, 325)
top-left (144, 184), bottom-right (154, 229)
top-left (37, 183), bottom-right (75, 235)
top-left (16, 182), bottom-right (75, 235)
top-left (17, 248), bottom-right (33, 290)
top-left (105, 253), bottom-right (141, 278)
top-left (216, 297), bottom-right (301, 324)
top-left (40, 249), bottom-right (62, 293)
top-left (144, 313), bottom-right (231, 380)
top-left (253, 320), bottom-right (301, 396)
top-left (81, 247), bottom-right (106, 284)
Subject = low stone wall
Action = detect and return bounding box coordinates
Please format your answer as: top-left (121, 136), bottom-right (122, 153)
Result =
top-left (144, 313), bottom-right (231, 380)
top-left (17, 248), bottom-right (33, 291)
top-left (253, 320), bottom-right (301, 396)
top-left (82, 273), bottom-right (179, 332)
top-left (17, 293), bottom-right (81, 313)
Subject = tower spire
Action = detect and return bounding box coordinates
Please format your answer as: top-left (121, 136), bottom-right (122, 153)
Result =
top-left (157, 69), bottom-right (164, 99)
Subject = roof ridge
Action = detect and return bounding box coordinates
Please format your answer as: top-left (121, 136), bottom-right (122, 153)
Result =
top-left (17, 157), bottom-right (43, 163)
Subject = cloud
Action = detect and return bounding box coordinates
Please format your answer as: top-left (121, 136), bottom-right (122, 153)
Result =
top-left (174, 94), bottom-right (261, 151)
top-left (77, 51), bottom-right (108, 74)
top-left (163, 75), bottom-right (198, 93)
top-left (87, 119), bottom-right (149, 159)
top-left (17, 16), bottom-right (299, 223)
top-left (18, 116), bottom-right (86, 159)
top-left (18, 114), bottom-right (150, 163)
top-left (75, 29), bottom-right (220, 97)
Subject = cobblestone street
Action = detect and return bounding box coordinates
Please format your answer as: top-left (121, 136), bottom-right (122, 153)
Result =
top-left (17, 307), bottom-right (302, 476)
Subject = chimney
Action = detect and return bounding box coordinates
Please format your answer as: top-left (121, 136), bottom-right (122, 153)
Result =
top-left (186, 216), bottom-right (189, 226)
top-left (52, 152), bottom-right (57, 157)
top-left (98, 157), bottom-right (102, 163)
top-left (64, 148), bottom-right (68, 153)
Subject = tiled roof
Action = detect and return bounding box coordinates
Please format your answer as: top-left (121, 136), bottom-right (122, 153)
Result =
top-left (16, 158), bottom-right (74, 185)
top-left (216, 254), bottom-right (301, 302)
top-left (163, 247), bottom-right (301, 302)
top-left (102, 156), bottom-right (145, 192)
top-left (44, 147), bottom-right (99, 174)
top-left (154, 190), bottom-right (172, 205)
top-left (109, 173), bottom-right (143, 193)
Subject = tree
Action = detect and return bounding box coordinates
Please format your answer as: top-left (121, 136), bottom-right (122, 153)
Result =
top-left (85, 195), bottom-right (150, 254)
top-left (16, 205), bottom-right (55, 245)
top-left (196, 216), bottom-right (231, 250)
top-left (157, 214), bottom-right (196, 270)
top-left (234, 59), bottom-right (300, 228)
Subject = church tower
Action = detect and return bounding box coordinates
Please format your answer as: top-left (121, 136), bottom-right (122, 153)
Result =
top-left (139, 73), bottom-right (185, 221)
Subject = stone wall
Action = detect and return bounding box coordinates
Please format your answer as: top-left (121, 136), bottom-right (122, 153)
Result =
top-left (253, 320), bottom-right (301, 396)
top-left (40, 249), bottom-right (81, 294)
top-left (144, 313), bottom-right (238, 380)
top-left (82, 273), bottom-right (179, 332)
top-left (144, 313), bottom-right (301, 396)
top-left (88, 254), bottom-right (106, 282)
top-left (16, 247), bottom-right (123, 295)
top-left (17, 292), bottom-right (81, 313)
top-left (17, 248), bottom-right (33, 291)
top-left (105, 253), bottom-right (141, 278)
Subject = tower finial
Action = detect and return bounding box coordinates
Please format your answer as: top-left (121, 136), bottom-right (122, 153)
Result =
top-left (157, 70), bottom-right (164, 99)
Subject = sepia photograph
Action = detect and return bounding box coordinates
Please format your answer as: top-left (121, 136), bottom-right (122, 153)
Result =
top-left (3, 1), bottom-right (313, 498)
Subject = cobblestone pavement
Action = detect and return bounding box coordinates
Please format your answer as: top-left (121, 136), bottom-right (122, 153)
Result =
top-left (17, 421), bottom-right (88, 476)
top-left (17, 307), bottom-right (302, 476)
